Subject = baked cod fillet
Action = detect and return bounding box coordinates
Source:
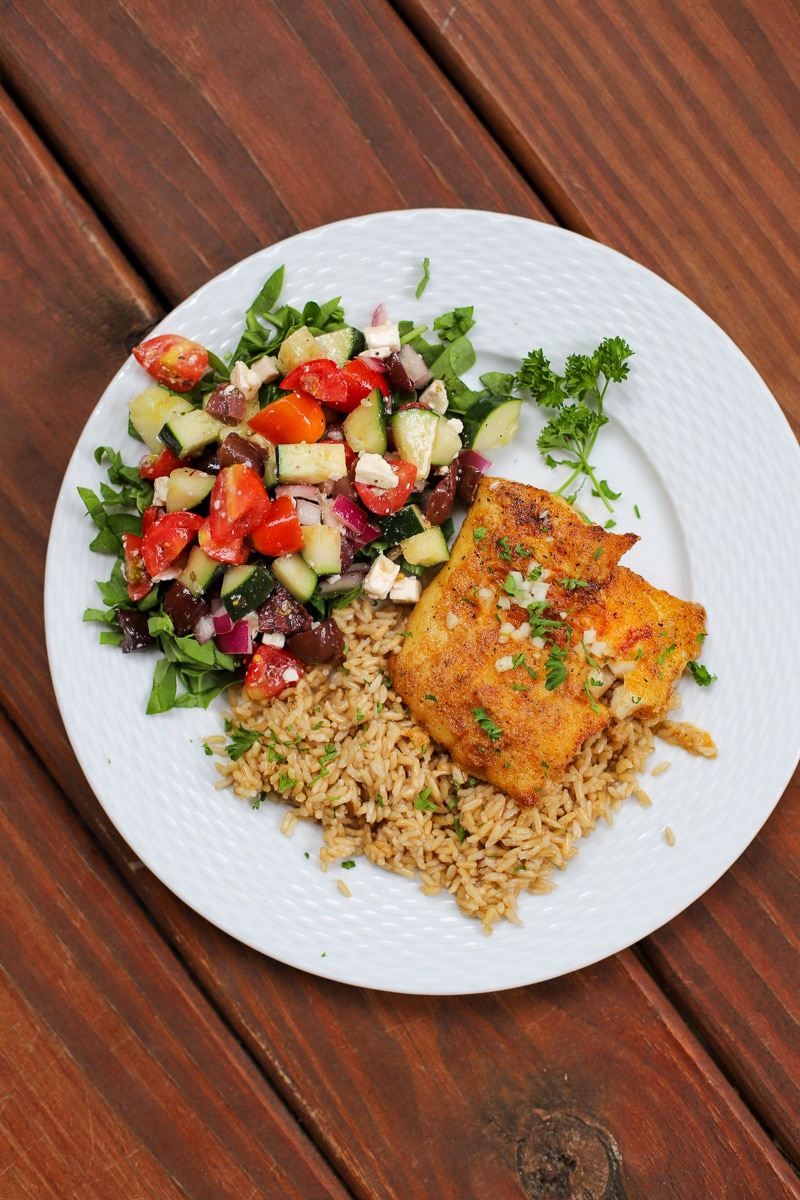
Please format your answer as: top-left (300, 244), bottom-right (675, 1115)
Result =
top-left (392, 478), bottom-right (707, 806)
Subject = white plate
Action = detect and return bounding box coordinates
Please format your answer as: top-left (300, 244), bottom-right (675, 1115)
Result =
top-left (46, 209), bottom-right (800, 994)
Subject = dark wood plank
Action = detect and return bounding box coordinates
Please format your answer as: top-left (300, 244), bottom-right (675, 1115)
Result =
top-left (0, 709), bottom-right (354, 1200)
top-left (1, 3), bottom-right (799, 1195)
top-left (0, 0), bottom-right (547, 305)
top-left (392, 0), bottom-right (800, 1160)
top-left (62, 846), bottom-right (800, 1200)
top-left (394, 0), bottom-right (800, 438)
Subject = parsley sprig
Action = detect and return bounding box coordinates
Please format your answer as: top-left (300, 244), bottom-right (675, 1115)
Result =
top-left (515, 337), bottom-right (633, 510)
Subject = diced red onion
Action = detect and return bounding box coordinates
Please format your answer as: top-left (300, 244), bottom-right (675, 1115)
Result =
top-left (331, 494), bottom-right (373, 536)
top-left (458, 447), bottom-right (492, 473)
top-left (371, 302), bottom-right (388, 326)
top-left (330, 494), bottom-right (380, 545)
top-left (274, 483), bottom-right (320, 502)
top-left (150, 563), bottom-right (183, 584)
top-left (398, 343), bottom-right (432, 388)
top-left (295, 497), bottom-right (321, 525)
top-left (357, 354), bottom-right (388, 372)
top-left (194, 612), bottom-right (216, 646)
top-left (211, 598), bottom-right (234, 636)
top-left (215, 618), bottom-right (253, 656)
top-left (318, 565), bottom-right (369, 595)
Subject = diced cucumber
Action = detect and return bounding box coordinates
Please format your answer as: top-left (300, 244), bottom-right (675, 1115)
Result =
top-left (220, 562), bottom-right (275, 619)
top-left (276, 326), bottom-right (320, 373)
top-left (400, 526), bottom-right (450, 568)
top-left (463, 397), bottom-right (522, 450)
top-left (300, 525), bottom-right (342, 576)
top-left (270, 552), bottom-right (318, 603)
top-left (165, 467), bottom-right (215, 512)
top-left (314, 326), bottom-right (365, 366)
top-left (376, 503), bottom-right (427, 546)
top-left (342, 388), bottom-right (387, 454)
top-left (390, 406), bottom-right (439, 480)
top-left (430, 415), bottom-right (463, 466)
top-left (277, 442), bottom-right (348, 484)
top-left (159, 408), bottom-right (222, 458)
top-left (260, 438), bottom-right (278, 488)
top-left (178, 545), bottom-right (223, 597)
top-left (128, 386), bottom-right (194, 453)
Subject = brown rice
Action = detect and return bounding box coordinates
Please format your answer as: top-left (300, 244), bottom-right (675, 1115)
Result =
top-left (213, 597), bottom-right (707, 931)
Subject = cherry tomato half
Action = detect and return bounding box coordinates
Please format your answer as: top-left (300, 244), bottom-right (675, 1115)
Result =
top-left (121, 532), bottom-right (153, 602)
top-left (138, 446), bottom-right (190, 480)
top-left (209, 464), bottom-right (271, 543)
top-left (249, 495), bottom-right (304, 556)
top-left (280, 359), bottom-right (349, 410)
top-left (247, 392), bottom-right (327, 444)
top-left (354, 460), bottom-right (417, 515)
top-left (197, 517), bottom-right (251, 565)
top-left (140, 510), bottom-right (203, 577)
top-left (132, 334), bottom-right (209, 392)
top-left (245, 644), bottom-right (305, 699)
top-left (141, 505), bottom-right (164, 535)
top-left (342, 358), bottom-right (390, 406)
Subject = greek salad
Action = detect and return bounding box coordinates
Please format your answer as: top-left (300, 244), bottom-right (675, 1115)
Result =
top-left (81, 266), bottom-right (526, 713)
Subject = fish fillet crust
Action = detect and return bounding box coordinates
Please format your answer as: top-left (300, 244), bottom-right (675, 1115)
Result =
top-left (392, 478), bottom-right (706, 806)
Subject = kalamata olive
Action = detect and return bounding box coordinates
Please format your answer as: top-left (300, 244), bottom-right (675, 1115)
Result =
top-left (191, 446), bottom-right (221, 474)
top-left (217, 431), bottom-right (267, 475)
top-left (117, 609), bottom-right (154, 653)
top-left (424, 464), bottom-right (459, 526)
top-left (205, 382), bottom-right (247, 425)
top-left (163, 581), bottom-right (211, 637)
top-left (287, 618), bottom-right (345, 663)
top-left (258, 584), bottom-right (313, 636)
top-left (456, 463), bottom-right (483, 504)
top-left (383, 351), bottom-right (416, 393)
top-left (330, 473), bottom-right (359, 504)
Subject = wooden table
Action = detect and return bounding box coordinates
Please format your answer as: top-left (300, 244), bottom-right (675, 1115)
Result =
top-left (2, 2), bottom-right (799, 1195)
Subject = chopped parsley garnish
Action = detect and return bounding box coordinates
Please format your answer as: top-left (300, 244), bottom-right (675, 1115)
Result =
top-left (472, 707), bottom-right (503, 742)
top-left (341, 859), bottom-right (356, 869)
top-left (583, 679), bottom-right (603, 714)
top-left (416, 257), bottom-right (431, 298)
top-left (687, 661), bottom-right (717, 686)
top-left (473, 526), bottom-right (488, 542)
top-left (414, 788), bottom-right (438, 812)
top-left (544, 643), bottom-right (568, 691)
top-left (512, 651), bottom-right (537, 680)
top-left (225, 727), bottom-right (266, 761)
top-left (559, 577), bottom-right (589, 591)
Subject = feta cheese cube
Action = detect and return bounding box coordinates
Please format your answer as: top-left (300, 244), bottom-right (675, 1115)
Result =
top-left (419, 378), bottom-right (448, 414)
top-left (389, 574), bottom-right (422, 604)
top-left (152, 475), bottom-right (169, 506)
top-left (364, 322), bottom-right (401, 355)
top-left (363, 553), bottom-right (401, 600)
top-left (230, 359), bottom-right (262, 402)
top-left (249, 354), bottom-right (280, 384)
top-left (260, 632), bottom-right (286, 648)
top-left (355, 453), bottom-right (399, 490)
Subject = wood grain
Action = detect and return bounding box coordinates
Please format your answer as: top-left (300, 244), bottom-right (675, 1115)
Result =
top-left (394, 0), bottom-right (800, 439)
top-left (0, 708), bottom-right (354, 1200)
top-left (0, 0), bottom-right (547, 304)
top-left (1, 0), bottom-right (800, 1194)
